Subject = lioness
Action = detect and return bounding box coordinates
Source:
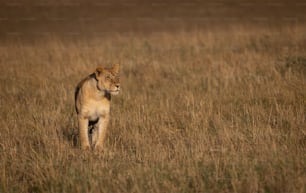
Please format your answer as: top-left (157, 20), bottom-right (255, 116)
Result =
top-left (75, 64), bottom-right (120, 150)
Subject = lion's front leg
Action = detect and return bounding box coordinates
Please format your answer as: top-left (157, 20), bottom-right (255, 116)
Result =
top-left (78, 116), bottom-right (90, 150)
top-left (93, 114), bottom-right (109, 150)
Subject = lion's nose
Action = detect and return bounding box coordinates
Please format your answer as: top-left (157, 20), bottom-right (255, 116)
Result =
top-left (115, 84), bottom-right (120, 88)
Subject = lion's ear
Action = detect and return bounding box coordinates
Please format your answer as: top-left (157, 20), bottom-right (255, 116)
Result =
top-left (95, 67), bottom-right (104, 77)
top-left (112, 64), bottom-right (120, 74)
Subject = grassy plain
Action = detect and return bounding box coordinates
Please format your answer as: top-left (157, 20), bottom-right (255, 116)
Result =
top-left (0, 1), bottom-right (306, 193)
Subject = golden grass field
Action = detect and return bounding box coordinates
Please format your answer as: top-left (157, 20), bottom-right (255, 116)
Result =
top-left (0, 1), bottom-right (306, 193)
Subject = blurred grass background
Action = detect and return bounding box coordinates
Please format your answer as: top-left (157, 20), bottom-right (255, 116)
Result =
top-left (0, 0), bottom-right (305, 193)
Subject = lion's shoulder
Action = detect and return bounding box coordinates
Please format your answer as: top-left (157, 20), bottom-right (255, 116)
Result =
top-left (74, 73), bottom-right (96, 113)
top-left (75, 73), bottom-right (95, 98)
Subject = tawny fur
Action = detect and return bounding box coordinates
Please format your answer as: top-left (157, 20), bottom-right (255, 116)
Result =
top-left (75, 64), bottom-right (120, 150)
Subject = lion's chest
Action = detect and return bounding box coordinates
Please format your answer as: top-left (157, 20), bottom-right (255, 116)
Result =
top-left (82, 99), bottom-right (110, 121)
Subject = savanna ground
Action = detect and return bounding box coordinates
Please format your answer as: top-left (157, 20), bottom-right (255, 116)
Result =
top-left (0, 1), bottom-right (305, 193)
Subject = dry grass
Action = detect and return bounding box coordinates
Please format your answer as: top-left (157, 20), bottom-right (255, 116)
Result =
top-left (0, 24), bottom-right (305, 193)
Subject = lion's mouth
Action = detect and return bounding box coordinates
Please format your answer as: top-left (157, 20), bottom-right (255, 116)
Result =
top-left (110, 89), bottom-right (120, 94)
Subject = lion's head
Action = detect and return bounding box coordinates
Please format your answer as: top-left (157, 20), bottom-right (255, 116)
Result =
top-left (95, 64), bottom-right (120, 95)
